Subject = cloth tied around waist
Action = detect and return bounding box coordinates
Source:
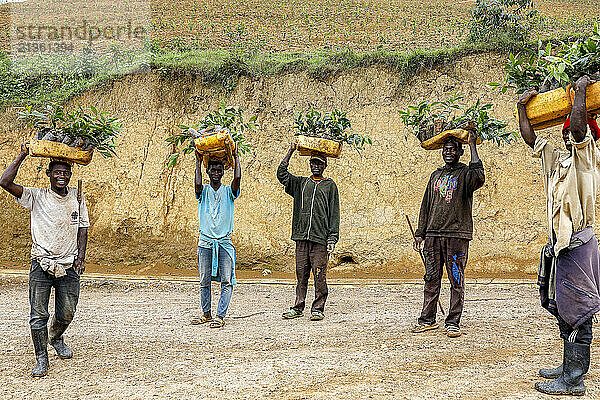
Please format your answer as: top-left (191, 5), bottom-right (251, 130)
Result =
top-left (36, 257), bottom-right (73, 278)
top-left (198, 233), bottom-right (237, 285)
top-left (538, 227), bottom-right (599, 326)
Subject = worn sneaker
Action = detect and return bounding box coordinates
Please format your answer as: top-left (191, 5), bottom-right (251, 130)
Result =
top-left (310, 311), bottom-right (324, 321)
top-left (282, 309), bottom-right (303, 319)
top-left (445, 325), bottom-right (462, 338)
top-left (411, 322), bottom-right (439, 333)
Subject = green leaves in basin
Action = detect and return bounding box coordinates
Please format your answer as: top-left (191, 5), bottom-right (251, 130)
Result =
top-left (166, 100), bottom-right (257, 167)
top-left (293, 108), bottom-right (371, 153)
top-left (400, 93), bottom-right (516, 145)
top-left (490, 23), bottom-right (600, 94)
top-left (17, 103), bottom-right (121, 157)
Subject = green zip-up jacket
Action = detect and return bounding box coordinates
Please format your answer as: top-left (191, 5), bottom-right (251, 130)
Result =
top-left (277, 161), bottom-right (340, 246)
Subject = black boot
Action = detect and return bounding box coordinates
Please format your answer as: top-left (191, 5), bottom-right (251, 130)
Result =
top-left (30, 328), bottom-right (49, 377)
top-left (539, 364), bottom-right (563, 379)
top-left (48, 319), bottom-right (73, 359)
top-left (535, 341), bottom-right (589, 396)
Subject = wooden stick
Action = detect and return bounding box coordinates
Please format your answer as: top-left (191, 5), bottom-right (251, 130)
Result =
top-left (77, 179), bottom-right (82, 204)
top-left (405, 215), bottom-right (445, 316)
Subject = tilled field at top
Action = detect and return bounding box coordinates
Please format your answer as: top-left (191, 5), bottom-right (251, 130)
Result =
top-left (148, 0), bottom-right (598, 51)
top-left (0, 0), bottom-right (598, 53)
top-left (0, 277), bottom-right (598, 399)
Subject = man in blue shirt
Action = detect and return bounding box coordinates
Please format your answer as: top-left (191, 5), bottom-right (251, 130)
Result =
top-left (191, 147), bottom-right (240, 328)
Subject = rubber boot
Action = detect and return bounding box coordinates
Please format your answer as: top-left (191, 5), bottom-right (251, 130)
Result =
top-left (48, 319), bottom-right (73, 359)
top-left (539, 364), bottom-right (563, 379)
top-left (535, 341), bottom-right (589, 396)
top-left (30, 328), bottom-right (49, 377)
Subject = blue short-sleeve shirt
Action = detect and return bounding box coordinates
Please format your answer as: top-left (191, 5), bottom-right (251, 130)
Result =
top-left (197, 184), bottom-right (238, 239)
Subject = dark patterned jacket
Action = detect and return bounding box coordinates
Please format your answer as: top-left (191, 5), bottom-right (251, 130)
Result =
top-left (415, 161), bottom-right (485, 240)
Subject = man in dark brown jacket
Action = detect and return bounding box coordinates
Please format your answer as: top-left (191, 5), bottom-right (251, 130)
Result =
top-left (277, 142), bottom-right (340, 321)
top-left (412, 131), bottom-right (485, 338)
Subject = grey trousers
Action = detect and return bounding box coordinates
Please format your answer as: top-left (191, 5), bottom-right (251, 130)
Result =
top-left (29, 259), bottom-right (80, 330)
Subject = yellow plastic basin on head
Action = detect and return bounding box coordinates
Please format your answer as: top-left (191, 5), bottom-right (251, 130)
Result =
top-left (28, 138), bottom-right (93, 166)
top-left (295, 135), bottom-right (343, 158)
top-left (194, 129), bottom-right (234, 153)
top-left (514, 82), bottom-right (600, 130)
top-left (524, 86), bottom-right (572, 129)
top-left (194, 129), bottom-right (236, 170)
top-left (420, 129), bottom-right (481, 150)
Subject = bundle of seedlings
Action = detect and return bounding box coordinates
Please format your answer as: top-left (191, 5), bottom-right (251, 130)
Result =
top-left (292, 108), bottom-right (371, 158)
top-left (399, 93), bottom-right (515, 149)
top-left (18, 104), bottom-right (121, 165)
top-left (166, 101), bottom-right (256, 169)
top-left (490, 23), bottom-right (600, 129)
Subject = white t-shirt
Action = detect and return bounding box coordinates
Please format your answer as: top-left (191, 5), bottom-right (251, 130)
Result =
top-left (16, 186), bottom-right (90, 264)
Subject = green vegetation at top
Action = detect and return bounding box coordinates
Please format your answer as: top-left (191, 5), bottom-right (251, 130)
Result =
top-left (0, 0), bottom-right (597, 108)
top-left (0, 38), bottom-right (535, 108)
top-left (145, 0), bottom-right (598, 53)
top-left (468, 0), bottom-right (538, 44)
top-left (0, 0), bottom-right (597, 109)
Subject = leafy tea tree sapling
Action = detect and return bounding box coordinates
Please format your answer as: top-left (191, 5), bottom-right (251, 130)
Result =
top-left (18, 104), bottom-right (122, 158)
top-left (491, 24), bottom-right (600, 94)
top-left (293, 108), bottom-right (371, 154)
top-left (400, 94), bottom-right (516, 146)
top-left (166, 101), bottom-right (256, 167)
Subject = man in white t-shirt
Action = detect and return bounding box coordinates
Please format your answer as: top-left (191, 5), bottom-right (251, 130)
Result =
top-left (0, 143), bottom-right (90, 377)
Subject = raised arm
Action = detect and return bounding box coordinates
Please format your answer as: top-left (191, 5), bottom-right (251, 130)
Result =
top-left (468, 130), bottom-right (481, 164)
top-left (195, 151), bottom-right (203, 199)
top-left (517, 90), bottom-right (538, 149)
top-left (277, 142), bottom-right (301, 194)
top-left (571, 75), bottom-right (592, 143)
top-left (0, 143), bottom-right (28, 198)
top-left (466, 130), bottom-right (485, 191)
top-left (231, 145), bottom-right (241, 197)
top-left (282, 141), bottom-right (296, 164)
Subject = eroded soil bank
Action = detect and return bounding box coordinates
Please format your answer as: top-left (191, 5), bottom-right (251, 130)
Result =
top-left (0, 52), bottom-right (584, 274)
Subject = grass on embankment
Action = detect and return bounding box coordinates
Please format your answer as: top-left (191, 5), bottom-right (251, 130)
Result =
top-left (0, 33), bottom-right (590, 108)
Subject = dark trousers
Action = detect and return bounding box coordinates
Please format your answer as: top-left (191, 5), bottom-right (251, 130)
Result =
top-left (29, 260), bottom-right (80, 330)
top-left (292, 240), bottom-right (329, 313)
top-left (557, 314), bottom-right (593, 345)
top-left (418, 236), bottom-right (469, 327)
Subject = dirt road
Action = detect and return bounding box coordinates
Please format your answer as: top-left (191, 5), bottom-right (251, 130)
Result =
top-left (0, 276), bottom-right (597, 399)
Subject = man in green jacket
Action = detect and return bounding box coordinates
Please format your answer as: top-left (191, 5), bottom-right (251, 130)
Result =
top-left (277, 141), bottom-right (340, 321)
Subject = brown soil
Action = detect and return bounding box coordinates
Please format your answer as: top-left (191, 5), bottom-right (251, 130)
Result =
top-left (0, 262), bottom-right (538, 281)
top-left (0, 276), bottom-right (597, 399)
